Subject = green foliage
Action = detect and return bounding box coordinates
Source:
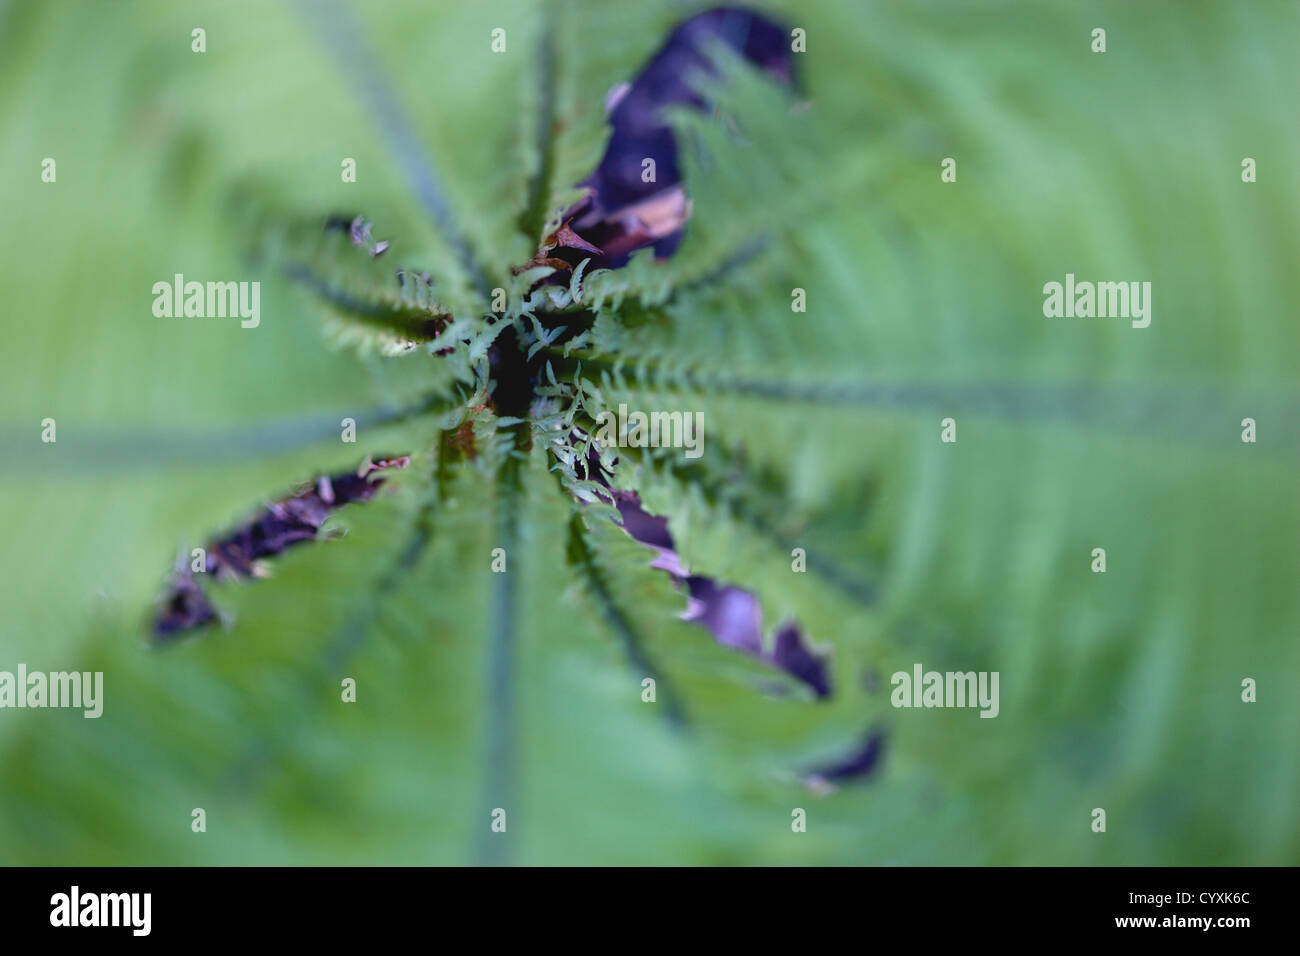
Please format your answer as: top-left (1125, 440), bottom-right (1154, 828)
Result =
top-left (0, 0), bottom-right (1296, 866)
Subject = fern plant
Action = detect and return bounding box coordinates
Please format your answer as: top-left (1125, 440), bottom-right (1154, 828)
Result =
top-left (0, 0), bottom-right (1295, 866)
top-left (150, 6), bottom-right (880, 857)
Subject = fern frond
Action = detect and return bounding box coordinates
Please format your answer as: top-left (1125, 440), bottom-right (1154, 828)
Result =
top-left (292, 0), bottom-right (493, 302)
top-left (516, 18), bottom-right (559, 245)
top-left (565, 508), bottom-right (688, 728)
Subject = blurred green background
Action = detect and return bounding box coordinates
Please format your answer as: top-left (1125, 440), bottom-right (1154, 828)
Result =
top-left (0, 0), bottom-right (1296, 865)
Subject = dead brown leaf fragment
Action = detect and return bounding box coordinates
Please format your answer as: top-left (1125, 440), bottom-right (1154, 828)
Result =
top-left (152, 455), bottom-right (410, 640)
top-left (544, 220), bottom-right (603, 257)
top-left (515, 218), bottom-right (604, 274)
